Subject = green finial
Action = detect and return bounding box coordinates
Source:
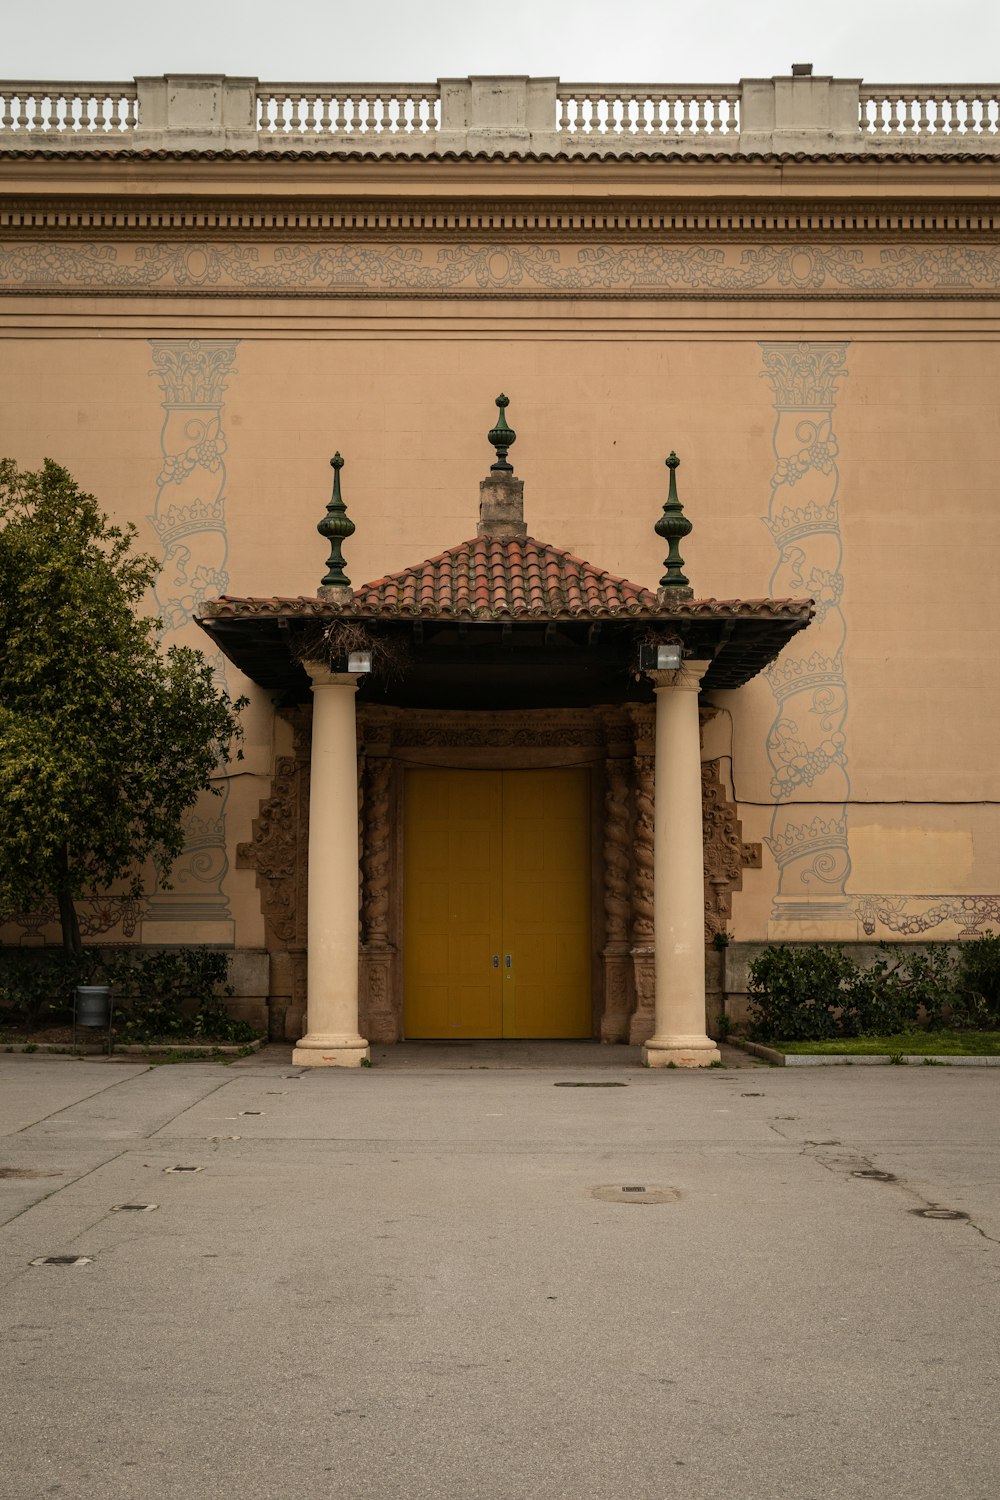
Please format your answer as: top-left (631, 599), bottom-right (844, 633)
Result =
top-left (318, 452), bottom-right (355, 588)
top-left (488, 394), bottom-right (517, 473)
top-left (655, 451), bottom-right (693, 590)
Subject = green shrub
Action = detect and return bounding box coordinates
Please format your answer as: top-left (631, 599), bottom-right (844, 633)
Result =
top-left (0, 945), bottom-right (256, 1043)
top-left (0, 949), bottom-right (104, 1028)
top-left (747, 943), bottom-right (958, 1041)
top-left (110, 949), bottom-right (255, 1044)
top-left (953, 932), bottom-right (1000, 1024)
top-left (747, 945), bottom-right (855, 1041)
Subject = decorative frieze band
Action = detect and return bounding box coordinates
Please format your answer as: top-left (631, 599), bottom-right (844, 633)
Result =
top-left (3, 240), bottom-right (1000, 297)
top-left (3, 207), bottom-right (1000, 236)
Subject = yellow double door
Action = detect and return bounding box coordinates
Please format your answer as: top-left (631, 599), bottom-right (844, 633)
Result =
top-left (403, 769), bottom-right (592, 1039)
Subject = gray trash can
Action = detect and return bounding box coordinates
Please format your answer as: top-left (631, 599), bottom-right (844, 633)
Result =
top-left (75, 986), bottom-right (112, 1027)
top-left (73, 985), bottom-right (114, 1053)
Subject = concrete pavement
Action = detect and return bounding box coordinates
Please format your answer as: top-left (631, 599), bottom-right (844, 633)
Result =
top-left (1, 1047), bottom-right (999, 1499)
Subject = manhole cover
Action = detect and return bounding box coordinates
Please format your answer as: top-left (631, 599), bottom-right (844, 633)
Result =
top-left (555, 1082), bottom-right (628, 1088)
top-left (30, 1256), bottom-right (92, 1266)
top-left (590, 1184), bottom-right (679, 1205)
top-left (851, 1169), bottom-right (897, 1182)
top-left (111, 1203), bottom-right (158, 1213)
top-left (912, 1207), bottom-right (969, 1221)
top-left (163, 1165), bottom-right (203, 1174)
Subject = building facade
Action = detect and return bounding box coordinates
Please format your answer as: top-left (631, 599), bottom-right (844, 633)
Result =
top-left (1, 70), bottom-right (998, 1059)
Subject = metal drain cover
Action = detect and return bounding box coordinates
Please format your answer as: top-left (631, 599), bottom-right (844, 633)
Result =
top-left (590, 1184), bottom-right (679, 1205)
top-left (164, 1165), bottom-right (203, 1174)
top-left (912, 1207), bottom-right (969, 1221)
top-left (111, 1203), bottom-right (158, 1213)
top-left (31, 1256), bottom-right (92, 1266)
top-left (555, 1082), bottom-right (628, 1088)
top-left (851, 1169), bottom-right (897, 1182)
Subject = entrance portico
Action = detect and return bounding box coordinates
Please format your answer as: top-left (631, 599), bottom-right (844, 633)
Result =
top-left (199, 398), bottom-right (813, 1065)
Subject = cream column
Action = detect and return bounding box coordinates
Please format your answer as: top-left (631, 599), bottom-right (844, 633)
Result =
top-left (292, 663), bottom-right (370, 1067)
top-left (643, 661), bottom-right (721, 1068)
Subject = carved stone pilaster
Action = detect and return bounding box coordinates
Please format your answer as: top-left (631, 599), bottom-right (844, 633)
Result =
top-left (629, 947), bottom-right (656, 1046)
top-left (702, 758), bottom-right (763, 943)
top-left (236, 705), bottom-right (313, 1040)
top-left (235, 755), bottom-right (309, 950)
top-left (362, 758), bottom-right (392, 944)
top-left (600, 758), bottom-right (633, 1042)
top-left (360, 945), bottom-right (398, 1043)
top-left (628, 753), bottom-right (656, 1044)
top-left (630, 755), bottom-right (655, 944)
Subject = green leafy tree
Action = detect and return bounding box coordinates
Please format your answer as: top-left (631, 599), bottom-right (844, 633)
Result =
top-left (0, 458), bottom-right (245, 955)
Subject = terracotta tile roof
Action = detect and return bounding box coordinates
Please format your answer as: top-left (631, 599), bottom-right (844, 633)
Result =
top-left (356, 534), bottom-right (656, 617)
top-left (202, 532), bottom-right (812, 623)
top-left (6, 147), bottom-right (997, 165)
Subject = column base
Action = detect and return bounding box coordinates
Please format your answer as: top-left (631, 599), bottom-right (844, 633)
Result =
top-left (292, 1034), bottom-right (371, 1068)
top-left (643, 1037), bottom-right (721, 1069)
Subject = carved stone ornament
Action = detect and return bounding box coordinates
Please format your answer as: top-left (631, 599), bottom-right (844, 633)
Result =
top-left (630, 755), bottom-right (656, 943)
top-left (702, 759), bottom-right (758, 943)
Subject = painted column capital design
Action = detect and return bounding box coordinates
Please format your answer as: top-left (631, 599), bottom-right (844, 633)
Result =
top-left (758, 342), bottom-right (848, 408)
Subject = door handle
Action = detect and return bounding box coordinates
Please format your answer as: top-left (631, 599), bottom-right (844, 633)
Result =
top-left (492, 955), bottom-right (499, 969)
top-left (505, 954), bottom-right (512, 970)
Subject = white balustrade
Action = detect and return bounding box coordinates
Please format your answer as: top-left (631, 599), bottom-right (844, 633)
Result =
top-left (556, 85), bottom-right (740, 139)
top-left (0, 83), bottom-right (138, 136)
top-left (256, 84), bottom-right (440, 138)
top-left (2, 76), bottom-right (999, 154)
top-left (862, 87), bottom-right (1000, 138)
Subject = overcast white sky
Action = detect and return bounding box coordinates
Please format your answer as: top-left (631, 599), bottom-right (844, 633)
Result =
top-left (3, 0), bottom-right (999, 83)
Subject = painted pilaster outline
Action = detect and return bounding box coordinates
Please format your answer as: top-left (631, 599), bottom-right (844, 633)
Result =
top-left (759, 341), bottom-right (853, 927)
top-left (144, 337), bottom-right (239, 933)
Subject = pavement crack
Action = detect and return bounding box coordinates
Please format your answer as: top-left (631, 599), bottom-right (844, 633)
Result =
top-left (0, 1146), bottom-right (130, 1286)
top-left (13, 1066), bottom-right (153, 1134)
top-left (143, 1074), bottom-right (235, 1139)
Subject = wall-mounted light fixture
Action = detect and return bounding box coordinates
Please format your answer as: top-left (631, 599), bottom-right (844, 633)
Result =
top-left (638, 642), bottom-right (683, 672)
top-left (347, 650), bottom-right (373, 674)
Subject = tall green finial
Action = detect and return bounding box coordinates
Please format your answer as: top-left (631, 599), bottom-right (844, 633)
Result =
top-left (655, 451), bottom-right (693, 591)
top-left (488, 394), bottom-right (517, 472)
top-left (318, 452), bottom-right (355, 589)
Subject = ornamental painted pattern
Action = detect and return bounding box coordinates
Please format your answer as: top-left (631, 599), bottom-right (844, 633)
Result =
top-left (2, 242), bottom-right (1000, 295)
top-left (144, 339), bottom-right (239, 929)
top-left (853, 894), bottom-right (1000, 938)
top-left (760, 343), bottom-right (853, 923)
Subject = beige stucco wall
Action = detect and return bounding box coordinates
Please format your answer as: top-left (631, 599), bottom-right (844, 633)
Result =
top-left (2, 147), bottom-right (998, 952)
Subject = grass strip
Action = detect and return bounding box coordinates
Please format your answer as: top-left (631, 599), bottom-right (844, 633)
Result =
top-left (777, 1031), bottom-right (1000, 1056)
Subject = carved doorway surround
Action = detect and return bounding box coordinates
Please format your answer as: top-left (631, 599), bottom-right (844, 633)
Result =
top-left (237, 703), bottom-right (760, 1043)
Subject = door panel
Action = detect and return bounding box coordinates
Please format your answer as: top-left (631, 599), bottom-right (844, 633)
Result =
top-left (404, 768), bottom-right (591, 1039)
top-left (501, 770), bottom-right (592, 1038)
top-left (403, 770), bottom-right (503, 1038)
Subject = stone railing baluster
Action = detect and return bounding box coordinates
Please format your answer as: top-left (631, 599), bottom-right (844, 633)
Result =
top-left (0, 73), bottom-right (994, 152)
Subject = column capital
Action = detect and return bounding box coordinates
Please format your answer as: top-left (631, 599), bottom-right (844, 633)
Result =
top-left (646, 659), bottom-right (712, 694)
top-left (304, 662), bottom-right (362, 690)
